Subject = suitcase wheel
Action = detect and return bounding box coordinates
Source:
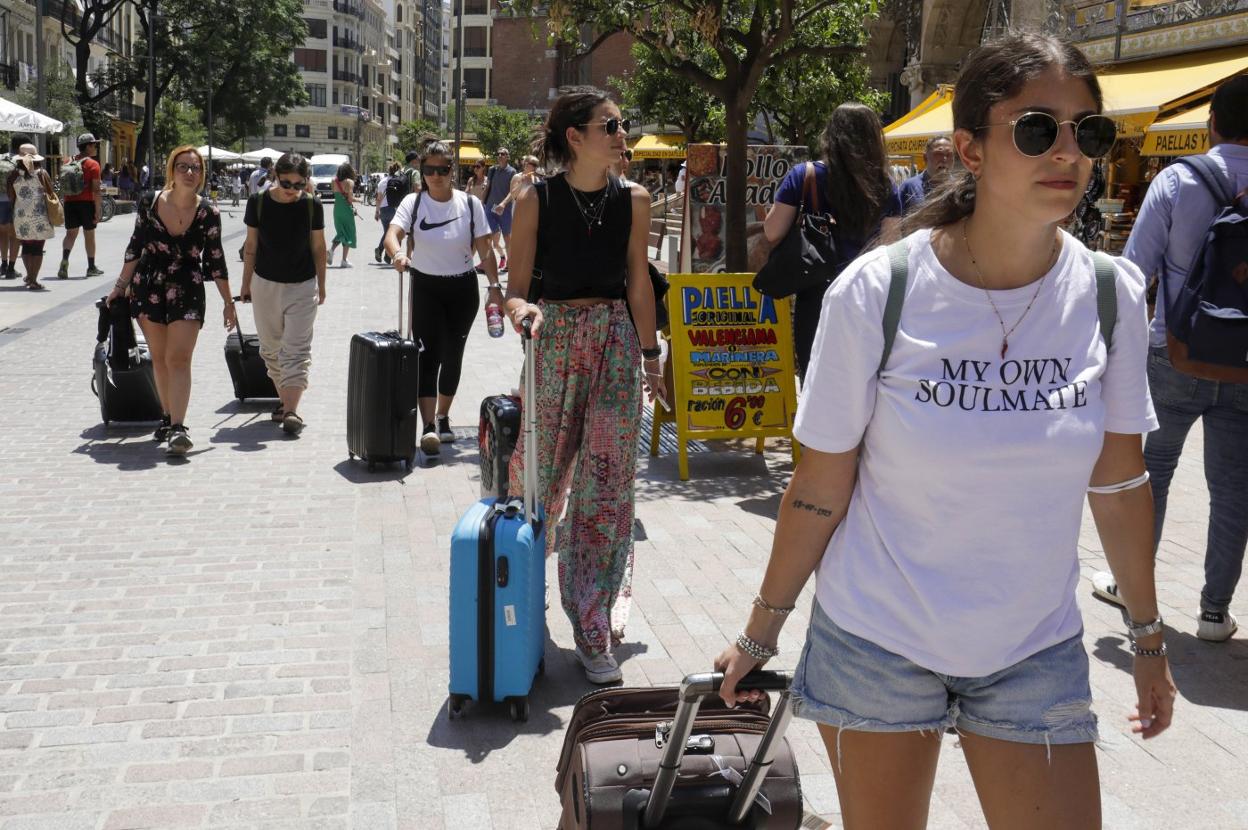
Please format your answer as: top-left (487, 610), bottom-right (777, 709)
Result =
top-left (508, 697), bottom-right (529, 723)
top-left (448, 694), bottom-right (468, 720)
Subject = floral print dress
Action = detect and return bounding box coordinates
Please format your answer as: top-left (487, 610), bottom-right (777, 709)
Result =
top-left (124, 195), bottom-right (228, 326)
top-left (10, 172), bottom-right (55, 241)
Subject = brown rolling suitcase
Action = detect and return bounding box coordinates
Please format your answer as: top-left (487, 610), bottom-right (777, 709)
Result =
top-left (555, 671), bottom-right (802, 829)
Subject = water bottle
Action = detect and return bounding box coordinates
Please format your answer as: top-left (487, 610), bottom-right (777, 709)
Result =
top-left (486, 302), bottom-right (505, 338)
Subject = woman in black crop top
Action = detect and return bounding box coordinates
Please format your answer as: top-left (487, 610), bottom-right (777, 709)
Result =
top-left (502, 92), bottom-right (667, 685)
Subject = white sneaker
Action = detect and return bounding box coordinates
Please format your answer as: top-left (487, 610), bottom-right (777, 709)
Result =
top-left (1198, 610), bottom-right (1239, 642)
top-left (576, 648), bottom-right (622, 685)
top-left (1091, 571), bottom-right (1125, 608)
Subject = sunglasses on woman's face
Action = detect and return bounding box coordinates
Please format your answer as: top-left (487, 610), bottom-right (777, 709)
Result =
top-left (422, 164), bottom-right (451, 176)
top-left (277, 178), bottom-right (306, 190)
top-left (979, 112), bottom-right (1117, 159)
top-left (174, 163), bottom-right (202, 175)
top-left (577, 117), bottom-right (631, 136)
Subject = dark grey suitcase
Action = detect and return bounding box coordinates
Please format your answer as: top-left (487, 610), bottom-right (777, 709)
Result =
top-left (346, 275), bottom-right (421, 471)
top-left (92, 341), bottom-right (163, 425)
top-left (224, 303), bottom-right (279, 401)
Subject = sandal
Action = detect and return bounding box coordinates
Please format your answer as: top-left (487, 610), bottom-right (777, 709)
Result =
top-left (281, 411), bottom-right (305, 435)
top-left (270, 404), bottom-right (286, 423)
top-left (25, 280), bottom-right (46, 291)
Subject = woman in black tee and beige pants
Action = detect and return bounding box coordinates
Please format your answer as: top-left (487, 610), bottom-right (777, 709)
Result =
top-left (240, 153), bottom-right (328, 435)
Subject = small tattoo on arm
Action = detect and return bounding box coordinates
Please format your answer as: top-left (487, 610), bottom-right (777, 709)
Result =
top-left (791, 498), bottom-right (833, 517)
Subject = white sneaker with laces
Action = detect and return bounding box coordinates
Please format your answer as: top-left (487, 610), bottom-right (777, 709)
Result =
top-left (577, 648), bottom-right (622, 685)
top-left (1091, 570), bottom-right (1125, 608)
top-left (1197, 610), bottom-right (1239, 642)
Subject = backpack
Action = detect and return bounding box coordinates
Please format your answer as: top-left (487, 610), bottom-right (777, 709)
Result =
top-left (1159, 155), bottom-right (1248, 382)
top-left (385, 171), bottom-right (411, 205)
top-left (878, 239), bottom-right (1117, 375)
top-left (59, 159), bottom-right (87, 196)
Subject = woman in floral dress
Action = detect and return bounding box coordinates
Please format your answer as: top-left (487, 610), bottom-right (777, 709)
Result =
top-left (5, 148), bottom-right (56, 290)
top-left (105, 145), bottom-right (233, 456)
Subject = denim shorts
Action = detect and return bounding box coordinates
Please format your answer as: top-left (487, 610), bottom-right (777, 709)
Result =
top-left (0, 200), bottom-right (12, 224)
top-left (791, 601), bottom-right (1098, 749)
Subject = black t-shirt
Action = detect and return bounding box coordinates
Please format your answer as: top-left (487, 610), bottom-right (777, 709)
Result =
top-left (243, 191), bottom-right (325, 283)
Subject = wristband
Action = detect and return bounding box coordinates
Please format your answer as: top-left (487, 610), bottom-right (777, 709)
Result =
top-left (641, 346), bottom-right (662, 360)
top-left (1127, 616), bottom-right (1164, 639)
top-left (752, 595), bottom-right (795, 617)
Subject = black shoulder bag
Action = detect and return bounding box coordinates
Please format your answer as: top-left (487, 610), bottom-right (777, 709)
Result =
top-left (752, 162), bottom-right (842, 299)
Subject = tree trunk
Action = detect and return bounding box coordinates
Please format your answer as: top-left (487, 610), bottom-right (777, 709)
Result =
top-left (723, 97), bottom-right (750, 272)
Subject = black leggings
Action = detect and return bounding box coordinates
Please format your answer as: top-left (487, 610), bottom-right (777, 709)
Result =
top-left (410, 270), bottom-right (479, 398)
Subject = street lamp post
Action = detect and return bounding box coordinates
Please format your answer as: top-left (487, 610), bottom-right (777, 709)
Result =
top-left (34, 0), bottom-right (45, 154)
top-left (146, 0), bottom-right (157, 188)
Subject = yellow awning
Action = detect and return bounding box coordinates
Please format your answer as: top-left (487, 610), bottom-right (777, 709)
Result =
top-left (457, 142), bottom-right (483, 163)
top-left (1099, 46), bottom-right (1248, 136)
top-left (1141, 102), bottom-right (1211, 156)
top-left (884, 87), bottom-right (953, 156)
top-left (631, 134), bottom-right (686, 160)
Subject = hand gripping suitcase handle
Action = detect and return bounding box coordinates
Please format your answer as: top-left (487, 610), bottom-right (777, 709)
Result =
top-left (643, 670), bottom-right (794, 828)
top-left (521, 317), bottom-right (538, 525)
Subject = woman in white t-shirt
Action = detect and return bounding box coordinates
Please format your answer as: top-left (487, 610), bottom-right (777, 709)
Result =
top-left (716, 33), bottom-right (1175, 828)
top-left (383, 141), bottom-right (499, 456)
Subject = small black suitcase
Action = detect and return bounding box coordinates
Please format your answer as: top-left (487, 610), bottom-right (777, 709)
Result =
top-left (92, 342), bottom-right (163, 425)
top-left (346, 275), bottom-right (421, 471)
top-left (224, 304), bottom-right (278, 401)
top-left (478, 395), bottom-right (521, 499)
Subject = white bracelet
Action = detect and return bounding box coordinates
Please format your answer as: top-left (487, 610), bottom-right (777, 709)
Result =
top-left (1087, 470), bottom-right (1150, 495)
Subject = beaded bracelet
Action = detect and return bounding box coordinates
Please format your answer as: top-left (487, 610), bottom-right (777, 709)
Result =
top-left (735, 631), bottom-right (778, 662)
top-left (1129, 641), bottom-right (1168, 658)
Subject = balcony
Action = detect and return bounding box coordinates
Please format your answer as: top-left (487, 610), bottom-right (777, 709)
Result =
top-left (333, 34), bottom-right (364, 52)
top-left (0, 63), bottom-right (16, 91)
top-left (333, 70), bottom-right (360, 83)
top-left (1064, 0), bottom-right (1248, 60)
top-left (332, 0), bottom-right (365, 19)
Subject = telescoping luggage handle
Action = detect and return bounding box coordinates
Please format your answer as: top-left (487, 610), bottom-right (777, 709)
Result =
top-left (230, 296), bottom-right (263, 354)
top-left (643, 670), bottom-right (794, 828)
top-left (521, 317), bottom-right (538, 526)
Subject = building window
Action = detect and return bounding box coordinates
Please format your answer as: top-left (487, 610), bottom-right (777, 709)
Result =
top-left (305, 84), bottom-right (327, 108)
top-left (296, 124), bottom-right (310, 138)
top-left (274, 124), bottom-right (288, 137)
top-left (304, 18), bottom-right (327, 38)
top-left (332, 88), bottom-right (339, 105)
top-left (293, 48), bottom-right (327, 72)
top-left (328, 126), bottom-right (338, 139)
top-left (464, 68), bottom-right (487, 99)
top-left (459, 27), bottom-right (487, 58)
top-left (464, 0), bottom-right (487, 13)
top-left (396, 3), bottom-right (403, 22)
top-left (557, 43), bottom-right (590, 88)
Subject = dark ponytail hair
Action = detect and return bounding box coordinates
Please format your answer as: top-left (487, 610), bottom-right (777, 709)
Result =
top-left (902, 32), bottom-right (1103, 234)
top-left (820, 102), bottom-right (893, 243)
top-left (533, 88), bottom-right (610, 171)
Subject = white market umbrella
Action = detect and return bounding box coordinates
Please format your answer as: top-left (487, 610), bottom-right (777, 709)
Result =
top-left (0, 96), bottom-right (63, 134)
top-left (241, 147), bottom-right (283, 162)
top-left (196, 145), bottom-right (241, 161)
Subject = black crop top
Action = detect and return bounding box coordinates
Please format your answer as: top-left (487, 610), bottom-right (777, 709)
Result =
top-left (535, 174), bottom-right (633, 301)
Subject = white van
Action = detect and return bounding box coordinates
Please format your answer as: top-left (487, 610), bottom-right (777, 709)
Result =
top-left (309, 154), bottom-right (351, 202)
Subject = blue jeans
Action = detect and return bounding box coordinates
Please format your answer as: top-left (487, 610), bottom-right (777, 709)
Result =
top-left (1145, 347), bottom-right (1248, 613)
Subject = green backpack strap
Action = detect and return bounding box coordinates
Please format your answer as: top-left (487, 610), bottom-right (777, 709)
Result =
top-left (1091, 251), bottom-right (1117, 352)
top-left (878, 239), bottom-right (910, 376)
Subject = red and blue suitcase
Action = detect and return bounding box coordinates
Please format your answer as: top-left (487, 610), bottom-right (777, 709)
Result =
top-left (346, 275), bottom-right (421, 471)
top-left (448, 320), bottom-right (546, 721)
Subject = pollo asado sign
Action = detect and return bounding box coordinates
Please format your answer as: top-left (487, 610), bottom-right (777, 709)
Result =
top-left (667, 273), bottom-right (799, 439)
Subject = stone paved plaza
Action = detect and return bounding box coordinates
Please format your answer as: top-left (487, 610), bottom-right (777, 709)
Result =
top-left (0, 209), bottom-right (1245, 829)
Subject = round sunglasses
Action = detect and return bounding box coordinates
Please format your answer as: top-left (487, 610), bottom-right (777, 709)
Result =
top-left (978, 112), bottom-right (1116, 159)
top-left (576, 117), bottom-right (631, 136)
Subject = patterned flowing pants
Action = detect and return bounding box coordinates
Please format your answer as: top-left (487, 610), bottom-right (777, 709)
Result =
top-left (509, 300), bottom-right (642, 656)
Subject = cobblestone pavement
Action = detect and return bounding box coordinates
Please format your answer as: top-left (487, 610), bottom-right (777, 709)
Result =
top-left (0, 208), bottom-right (1245, 829)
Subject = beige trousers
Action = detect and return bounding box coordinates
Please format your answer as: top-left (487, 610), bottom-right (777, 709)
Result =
top-left (251, 274), bottom-right (318, 390)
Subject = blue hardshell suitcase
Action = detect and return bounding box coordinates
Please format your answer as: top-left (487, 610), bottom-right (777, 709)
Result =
top-left (448, 320), bottom-right (546, 722)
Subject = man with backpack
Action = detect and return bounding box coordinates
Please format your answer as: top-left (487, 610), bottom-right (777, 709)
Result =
top-left (1091, 76), bottom-right (1248, 643)
top-left (0, 134), bottom-right (32, 280)
top-left (57, 133), bottom-right (104, 280)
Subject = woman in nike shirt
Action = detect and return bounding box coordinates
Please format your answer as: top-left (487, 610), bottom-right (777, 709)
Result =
top-left (383, 141), bottom-right (500, 456)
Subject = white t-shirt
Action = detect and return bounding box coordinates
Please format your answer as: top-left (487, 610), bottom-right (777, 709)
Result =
top-left (390, 189), bottom-right (489, 276)
top-left (794, 228), bottom-right (1157, 678)
top-left (248, 168), bottom-right (269, 195)
top-left (376, 175), bottom-right (391, 209)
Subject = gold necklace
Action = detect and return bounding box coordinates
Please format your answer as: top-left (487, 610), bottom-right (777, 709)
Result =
top-left (961, 219), bottom-right (1059, 359)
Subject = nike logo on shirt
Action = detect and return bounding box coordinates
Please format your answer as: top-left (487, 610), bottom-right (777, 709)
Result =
top-left (419, 216), bottom-right (458, 231)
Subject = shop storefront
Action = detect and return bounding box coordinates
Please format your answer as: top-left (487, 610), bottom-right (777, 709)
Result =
top-left (882, 86), bottom-right (952, 181)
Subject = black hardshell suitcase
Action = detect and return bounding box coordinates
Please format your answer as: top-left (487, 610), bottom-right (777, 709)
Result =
top-left (92, 341), bottom-right (163, 425)
top-left (346, 274), bottom-right (421, 471)
top-left (478, 394), bottom-right (521, 499)
top-left (224, 302), bottom-right (279, 401)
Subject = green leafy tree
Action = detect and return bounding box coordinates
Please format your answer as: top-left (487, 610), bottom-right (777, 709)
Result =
top-left (153, 97), bottom-right (206, 154)
top-left (530, 0), bottom-right (875, 270)
top-left (611, 42), bottom-right (725, 144)
top-left (6, 63), bottom-right (82, 151)
top-left (470, 106), bottom-right (542, 158)
top-left (756, 51), bottom-right (888, 148)
top-left (397, 118), bottom-right (442, 154)
top-left (134, 0), bottom-right (307, 165)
